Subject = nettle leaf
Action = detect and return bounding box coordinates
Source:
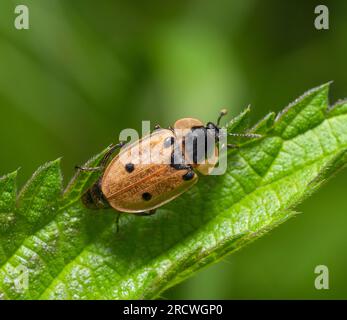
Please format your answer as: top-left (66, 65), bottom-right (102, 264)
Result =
top-left (0, 83), bottom-right (347, 299)
top-left (251, 111), bottom-right (276, 134)
top-left (226, 105), bottom-right (251, 133)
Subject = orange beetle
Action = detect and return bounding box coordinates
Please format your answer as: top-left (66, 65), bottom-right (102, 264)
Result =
top-left (77, 110), bottom-right (259, 215)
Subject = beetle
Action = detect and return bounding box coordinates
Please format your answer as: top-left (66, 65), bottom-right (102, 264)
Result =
top-left (76, 109), bottom-right (260, 216)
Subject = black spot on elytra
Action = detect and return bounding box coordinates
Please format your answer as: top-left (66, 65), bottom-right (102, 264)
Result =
top-left (125, 163), bottom-right (134, 173)
top-left (142, 192), bottom-right (152, 201)
top-left (183, 171), bottom-right (195, 181)
top-left (164, 136), bottom-right (175, 148)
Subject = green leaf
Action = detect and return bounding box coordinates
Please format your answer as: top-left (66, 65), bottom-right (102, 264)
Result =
top-left (0, 83), bottom-right (347, 299)
top-left (226, 105), bottom-right (251, 133)
top-left (250, 111), bottom-right (276, 134)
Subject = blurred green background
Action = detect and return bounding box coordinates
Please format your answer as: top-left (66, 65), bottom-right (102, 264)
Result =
top-left (0, 0), bottom-right (346, 299)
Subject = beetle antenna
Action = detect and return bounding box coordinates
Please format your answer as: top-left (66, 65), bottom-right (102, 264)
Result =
top-left (217, 108), bottom-right (228, 126)
top-left (228, 133), bottom-right (262, 139)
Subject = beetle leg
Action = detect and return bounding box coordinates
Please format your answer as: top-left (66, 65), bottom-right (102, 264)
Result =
top-left (75, 166), bottom-right (103, 172)
top-left (99, 141), bottom-right (126, 167)
top-left (227, 143), bottom-right (240, 149)
top-left (115, 213), bottom-right (121, 233)
top-left (75, 141), bottom-right (126, 172)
